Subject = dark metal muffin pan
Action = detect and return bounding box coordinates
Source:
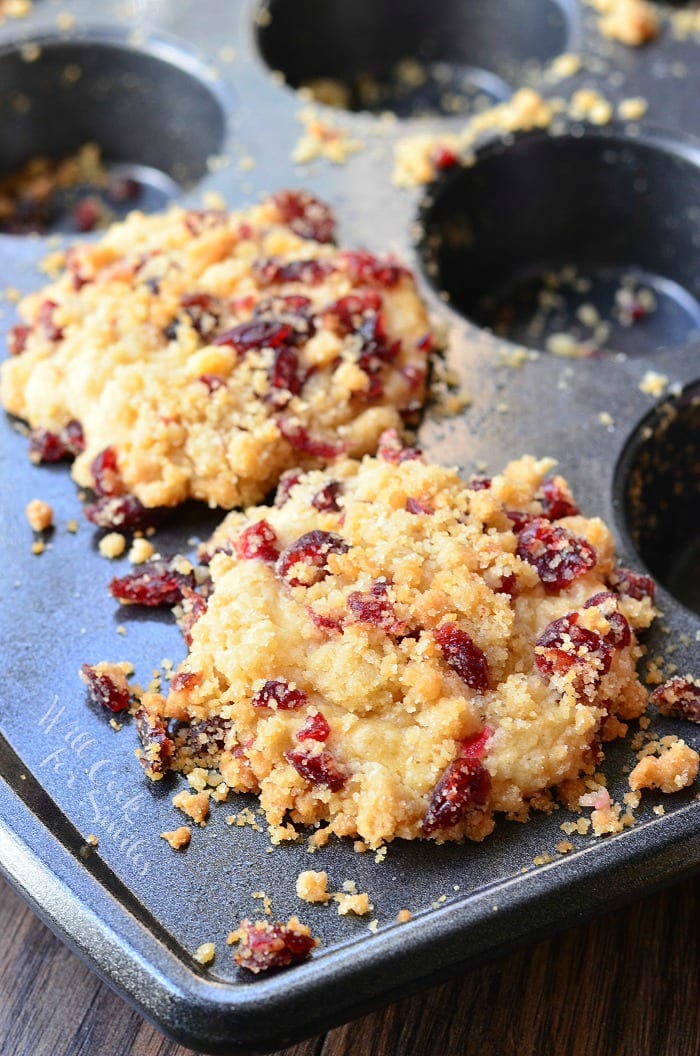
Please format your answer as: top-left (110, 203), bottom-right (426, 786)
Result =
top-left (0, 2), bottom-right (698, 1053)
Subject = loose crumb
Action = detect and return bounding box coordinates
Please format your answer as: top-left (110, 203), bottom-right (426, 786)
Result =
top-left (98, 532), bottom-right (126, 559)
top-left (25, 498), bottom-right (53, 532)
top-left (396, 909), bottom-right (412, 923)
top-left (629, 739), bottom-right (699, 793)
top-left (172, 789), bottom-right (210, 825)
top-left (296, 870), bottom-right (330, 903)
top-left (129, 537), bottom-right (155, 564)
top-left (193, 942), bottom-right (216, 965)
top-left (639, 370), bottom-right (668, 397)
top-left (160, 826), bottom-right (192, 850)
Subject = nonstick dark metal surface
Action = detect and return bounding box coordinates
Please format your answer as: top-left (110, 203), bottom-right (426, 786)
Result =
top-left (0, 2), bottom-right (698, 1053)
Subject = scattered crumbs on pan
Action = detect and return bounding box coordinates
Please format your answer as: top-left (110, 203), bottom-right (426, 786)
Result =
top-left (0, 0), bottom-right (31, 22)
top-left (396, 909), bottom-right (412, 923)
top-left (584, 0), bottom-right (658, 47)
top-left (292, 106), bottom-right (364, 166)
top-left (98, 532), bottom-right (126, 559)
top-left (638, 370), bottom-right (668, 397)
top-left (296, 870), bottom-right (330, 904)
top-left (25, 497), bottom-right (53, 532)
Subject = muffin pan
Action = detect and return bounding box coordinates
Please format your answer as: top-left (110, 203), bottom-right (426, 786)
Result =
top-left (0, 2), bottom-right (699, 1054)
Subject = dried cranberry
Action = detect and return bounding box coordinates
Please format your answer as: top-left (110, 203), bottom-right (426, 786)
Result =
top-left (8, 324), bottom-right (30, 355)
top-left (38, 299), bottom-right (63, 341)
top-left (323, 292), bottom-right (382, 335)
top-left (233, 919), bottom-right (316, 973)
top-left (539, 478), bottom-right (579, 520)
top-left (434, 624), bottom-right (490, 691)
top-left (338, 250), bottom-right (407, 288)
top-left (251, 680), bottom-right (308, 710)
top-left (416, 332), bottom-right (434, 353)
top-left (254, 295), bottom-right (315, 338)
top-left (284, 747), bottom-right (346, 790)
top-left (199, 374), bottom-right (227, 393)
top-left (171, 292), bottom-right (220, 340)
top-left (183, 209), bottom-right (226, 236)
top-left (179, 586), bottom-right (208, 646)
top-left (170, 670), bottom-right (200, 693)
top-left (296, 712), bottom-right (331, 742)
top-left (650, 676), bottom-right (700, 723)
top-left (277, 530), bottom-right (349, 587)
top-left (254, 258), bottom-right (334, 286)
top-left (213, 319), bottom-right (293, 353)
top-left (109, 557), bottom-right (195, 607)
top-left (516, 518), bottom-right (596, 593)
top-left (108, 176), bottom-right (139, 203)
top-left (377, 429), bottom-right (422, 464)
top-left (467, 476), bottom-right (492, 491)
top-left (609, 567), bottom-right (656, 603)
top-left (506, 509), bottom-right (535, 533)
top-left (28, 419), bottom-right (84, 463)
top-left (307, 608), bottom-right (345, 635)
top-left (277, 418), bottom-right (347, 459)
top-left (535, 613), bottom-right (611, 679)
top-left (135, 709), bottom-right (174, 775)
top-left (73, 196), bottom-right (101, 233)
top-left (459, 727), bottom-right (493, 759)
top-left (310, 480), bottom-right (343, 512)
top-left (431, 144), bottom-right (459, 171)
top-left (269, 346), bottom-right (304, 397)
top-left (270, 190), bottom-right (336, 244)
top-left (84, 494), bottom-right (158, 532)
top-left (400, 364), bottom-right (426, 392)
top-left (406, 497), bottom-right (433, 515)
top-left (423, 757), bottom-right (491, 835)
top-left (347, 591), bottom-right (406, 635)
top-left (185, 715), bottom-right (230, 753)
top-left (234, 520), bottom-right (279, 562)
top-left (496, 573), bottom-right (518, 599)
top-left (80, 663), bottom-right (130, 714)
top-left (274, 470), bottom-right (303, 506)
top-left (582, 592), bottom-right (631, 648)
top-left (91, 446), bottom-right (122, 497)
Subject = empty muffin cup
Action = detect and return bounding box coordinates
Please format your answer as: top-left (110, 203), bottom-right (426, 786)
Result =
top-left (419, 128), bottom-right (700, 356)
top-left (255, 0), bottom-right (577, 116)
top-left (0, 36), bottom-right (227, 234)
top-left (615, 380), bottom-right (700, 615)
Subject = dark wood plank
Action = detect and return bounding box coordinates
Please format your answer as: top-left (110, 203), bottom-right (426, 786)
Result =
top-left (0, 875), bottom-right (697, 1056)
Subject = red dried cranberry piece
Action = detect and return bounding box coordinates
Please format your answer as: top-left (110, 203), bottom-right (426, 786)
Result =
top-left (270, 190), bottom-right (336, 244)
top-left (506, 509), bottom-right (535, 533)
top-left (38, 299), bottom-right (63, 342)
top-left (277, 530), bottom-right (349, 587)
top-left (274, 469), bottom-right (303, 506)
top-left (234, 520), bottom-right (280, 562)
top-left (430, 144), bottom-right (459, 171)
top-left (91, 446), bottom-right (122, 497)
top-left (400, 364), bottom-right (426, 392)
top-left (213, 319), bottom-right (293, 353)
top-left (535, 612), bottom-right (611, 679)
top-left (423, 757), bottom-right (491, 835)
top-left (405, 497), bottom-right (433, 515)
top-left (323, 292), bottom-right (383, 335)
top-left (377, 429), bottom-right (422, 464)
top-left (459, 727), bottom-right (493, 759)
top-left (467, 476), bottom-right (492, 491)
top-left (650, 676), bottom-right (700, 723)
top-left (538, 478), bottom-right (579, 520)
top-left (296, 712), bottom-right (331, 742)
top-left (609, 567), bottom-right (656, 603)
top-left (516, 518), bottom-right (596, 593)
top-left (234, 919), bottom-right (316, 973)
top-left (269, 345), bottom-right (304, 397)
top-left (170, 292), bottom-right (220, 341)
top-left (416, 332), bottom-right (434, 353)
top-left (135, 709), bottom-right (174, 775)
top-left (179, 586), bottom-right (208, 646)
top-left (73, 196), bottom-right (101, 233)
top-left (183, 209), bottom-right (226, 236)
top-left (582, 592), bottom-right (631, 648)
top-left (497, 573), bottom-right (518, 599)
top-left (170, 670), bottom-right (200, 693)
top-left (80, 663), bottom-right (131, 714)
top-left (434, 623), bottom-right (490, 691)
top-left (338, 250), bottom-right (407, 288)
top-left (83, 493), bottom-right (159, 532)
top-left (307, 608), bottom-right (345, 635)
top-left (8, 324), bottom-right (31, 355)
top-left (284, 747), bottom-right (347, 790)
top-left (254, 258), bottom-right (334, 286)
top-left (277, 418), bottom-right (347, 459)
top-left (199, 373), bottom-right (227, 393)
top-left (310, 480), bottom-right (343, 512)
top-left (185, 715), bottom-right (230, 753)
top-left (28, 419), bottom-right (84, 464)
top-left (109, 557), bottom-right (195, 607)
top-left (251, 680), bottom-right (308, 710)
top-left (254, 295), bottom-right (315, 340)
top-left (347, 590), bottom-right (406, 635)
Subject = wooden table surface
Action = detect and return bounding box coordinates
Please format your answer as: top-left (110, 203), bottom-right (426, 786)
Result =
top-left (1, 873), bottom-right (697, 1056)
